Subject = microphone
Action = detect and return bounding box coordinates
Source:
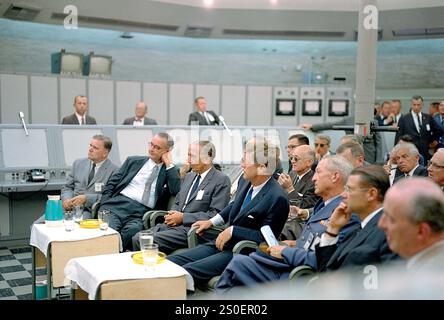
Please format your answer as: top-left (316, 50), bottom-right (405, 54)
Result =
top-left (218, 115), bottom-right (233, 136)
top-left (19, 111), bottom-right (29, 136)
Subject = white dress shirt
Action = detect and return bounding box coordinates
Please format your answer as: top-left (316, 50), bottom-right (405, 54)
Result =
top-left (75, 112), bottom-right (86, 125)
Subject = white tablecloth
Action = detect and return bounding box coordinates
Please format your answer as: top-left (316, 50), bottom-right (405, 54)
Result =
top-left (30, 223), bottom-right (122, 256)
top-left (64, 252), bottom-right (194, 300)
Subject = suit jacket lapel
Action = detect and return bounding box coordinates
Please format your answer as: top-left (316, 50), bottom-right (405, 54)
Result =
top-left (87, 158), bottom-right (110, 188)
top-left (186, 167), bottom-right (215, 204)
top-left (155, 164), bottom-right (166, 195)
top-left (232, 179), bottom-right (271, 224)
top-left (180, 172), bottom-right (197, 208)
top-left (309, 196), bottom-right (342, 223)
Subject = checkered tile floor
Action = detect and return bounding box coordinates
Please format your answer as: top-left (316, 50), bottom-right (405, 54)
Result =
top-left (0, 245), bottom-right (35, 300)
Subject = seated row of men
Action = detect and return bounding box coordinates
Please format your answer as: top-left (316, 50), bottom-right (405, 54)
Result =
top-left (57, 131), bottom-right (444, 295)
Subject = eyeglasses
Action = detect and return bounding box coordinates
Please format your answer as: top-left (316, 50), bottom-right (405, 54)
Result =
top-left (150, 142), bottom-right (164, 151)
top-left (428, 161), bottom-right (444, 170)
top-left (315, 143), bottom-right (327, 148)
top-left (289, 156), bottom-right (301, 162)
top-left (344, 185), bottom-right (369, 193)
top-left (286, 144), bottom-right (298, 149)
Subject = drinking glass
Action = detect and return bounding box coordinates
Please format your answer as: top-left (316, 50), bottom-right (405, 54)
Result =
top-left (98, 209), bottom-right (110, 231)
top-left (139, 230), bottom-right (154, 249)
top-left (64, 211), bottom-right (75, 232)
top-left (74, 204), bottom-right (84, 222)
top-left (141, 243), bottom-right (158, 269)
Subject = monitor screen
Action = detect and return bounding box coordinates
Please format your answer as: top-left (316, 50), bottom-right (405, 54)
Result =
top-left (302, 99), bottom-right (322, 116)
top-left (89, 55), bottom-right (112, 75)
top-left (275, 99), bottom-right (296, 116)
top-left (60, 53), bottom-right (83, 74)
top-left (328, 99), bottom-right (349, 116)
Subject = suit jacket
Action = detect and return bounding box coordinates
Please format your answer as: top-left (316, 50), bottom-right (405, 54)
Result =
top-left (407, 239), bottom-right (444, 273)
top-left (100, 156), bottom-right (180, 210)
top-left (393, 165), bottom-right (428, 184)
top-left (61, 113), bottom-right (97, 125)
top-left (187, 110), bottom-right (220, 126)
top-left (217, 177), bottom-right (289, 249)
top-left (395, 112), bottom-right (443, 160)
top-left (433, 114), bottom-right (444, 146)
top-left (61, 158), bottom-right (118, 210)
top-left (122, 117), bottom-right (158, 125)
top-left (316, 210), bottom-right (398, 272)
top-left (281, 197), bottom-right (361, 270)
top-left (174, 167), bottom-right (231, 226)
top-left (287, 170), bottom-right (320, 209)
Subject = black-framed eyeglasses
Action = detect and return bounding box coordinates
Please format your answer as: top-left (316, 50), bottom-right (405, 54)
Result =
top-left (315, 143), bottom-right (327, 148)
top-left (150, 142), bottom-right (164, 151)
top-left (428, 161), bottom-right (444, 170)
top-left (344, 185), bottom-right (369, 193)
top-left (289, 156), bottom-right (301, 162)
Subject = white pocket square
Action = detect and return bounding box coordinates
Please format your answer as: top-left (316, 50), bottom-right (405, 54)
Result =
top-left (247, 215), bottom-right (254, 219)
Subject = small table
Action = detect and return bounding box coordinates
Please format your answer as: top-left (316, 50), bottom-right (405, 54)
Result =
top-left (30, 223), bottom-right (121, 299)
top-left (65, 252), bottom-right (194, 300)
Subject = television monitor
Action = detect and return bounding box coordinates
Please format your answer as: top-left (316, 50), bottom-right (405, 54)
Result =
top-left (51, 51), bottom-right (83, 75)
top-left (84, 54), bottom-right (112, 76)
top-left (302, 99), bottom-right (322, 116)
top-left (328, 99), bottom-right (349, 116)
top-left (275, 99), bottom-right (296, 116)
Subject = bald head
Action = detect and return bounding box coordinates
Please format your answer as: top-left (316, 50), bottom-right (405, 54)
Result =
top-left (379, 177), bottom-right (444, 258)
top-left (135, 101), bottom-right (148, 119)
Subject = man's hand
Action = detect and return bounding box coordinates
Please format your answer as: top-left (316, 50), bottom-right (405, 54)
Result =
top-left (215, 228), bottom-right (232, 251)
top-left (70, 195), bottom-right (87, 207)
top-left (191, 220), bottom-right (213, 235)
top-left (327, 201), bottom-right (352, 235)
top-left (289, 206), bottom-right (309, 220)
top-left (164, 210), bottom-right (184, 227)
top-left (282, 240), bottom-right (296, 247)
top-left (301, 123), bottom-right (313, 130)
top-left (161, 151), bottom-right (173, 167)
top-left (62, 199), bottom-right (73, 211)
top-left (267, 245), bottom-right (286, 259)
top-left (278, 173), bottom-right (293, 191)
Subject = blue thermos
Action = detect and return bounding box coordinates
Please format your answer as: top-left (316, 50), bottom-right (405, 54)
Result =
top-left (44, 195), bottom-right (64, 227)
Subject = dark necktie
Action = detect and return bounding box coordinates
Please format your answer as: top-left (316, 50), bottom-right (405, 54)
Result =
top-left (81, 117), bottom-right (85, 125)
top-left (87, 162), bottom-right (96, 185)
top-left (241, 187), bottom-right (253, 210)
top-left (293, 175), bottom-right (299, 186)
top-left (416, 113), bottom-right (422, 133)
top-left (188, 174), bottom-right (201, 201)
top-left (141, 165), bottom-right (160, 207)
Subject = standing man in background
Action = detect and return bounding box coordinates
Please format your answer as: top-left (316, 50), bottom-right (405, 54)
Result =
top-left (188, 96), bottom-right (220, 126)
top-left (62, 95), bottom-right (97, 125)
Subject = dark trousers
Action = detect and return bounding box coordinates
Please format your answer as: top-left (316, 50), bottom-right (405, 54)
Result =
top-left (100, 194), bottom-right (150, 251)
top-left (167, 243), bottom-right (234, 287)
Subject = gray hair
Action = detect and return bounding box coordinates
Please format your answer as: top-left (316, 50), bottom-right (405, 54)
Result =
top-left (340, 134), bottom-right (364, 146)
top-left (156, 132), bottom-right (174, 150)
top-left (92, 134), bottom-right (112, 151)
top-left (321, 155), bottom-right (354, 184)
top-left (336, 141), bottom-right (364, 158)
top-left (391, 142), bottom-right (419, 157)
top-left (315, 134), bottom-right (331, 145)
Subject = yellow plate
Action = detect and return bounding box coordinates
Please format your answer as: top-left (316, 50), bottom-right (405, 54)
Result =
top-left (132, 251), bottom-right (166, 265)
top-left (79, 219), bottom-right (100, 229)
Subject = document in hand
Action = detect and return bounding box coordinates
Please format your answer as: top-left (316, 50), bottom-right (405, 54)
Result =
top-left (260, 225), bottom-right (279, 247)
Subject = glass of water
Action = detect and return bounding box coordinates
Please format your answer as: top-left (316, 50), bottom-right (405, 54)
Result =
top-left (64, 211), bottom-right (75, 232)
top-left (141, 243), bottom-right (158, 270)
top-left (74, 204), bottom-right (84, 222)
top-left (98, 209), bottom-right (110, 231)
top-left (139, 230), bottom-right (154, 249)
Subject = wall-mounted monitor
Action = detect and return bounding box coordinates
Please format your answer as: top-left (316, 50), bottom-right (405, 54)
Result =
top-left (83, 53), bottom-right (112, 76)
top-left (275, 99), bottom-right (296, 116)
top-left (302, 99), bottom-right (322, 116)
top-left (51, 50), bottom-right (84, 75)
top-left (328, 99), bottom-right (349, 116)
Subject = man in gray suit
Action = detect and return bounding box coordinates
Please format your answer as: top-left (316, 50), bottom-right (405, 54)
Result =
top-left (122, 101), bottom-right (158, 126)
top-left (187, 96), bottom-right (220, 126)
top-left (132, 141), bottom-right (231, 253)
top-left (61, 135), bottom-right (118, 218)
top-left (61, 95), bottom-right (97, 125)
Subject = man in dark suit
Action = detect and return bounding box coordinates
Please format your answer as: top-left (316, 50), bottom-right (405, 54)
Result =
top-left (61, 135), bottom-right (118, 217)
top-left (432, 100), bottom-right (444, 147)
top-left (99, 132), bottom-right (181, 250)
top-left (316, 165), bottom-right (398, 272)
top-left (214, 156), bottom-right (360, 293)
top-left (61, 95), bottom-right (97, 125)
top-left (132, 141), bottom-right (231, 253)
top-left (285, 134), bottom-right (309, 173)
top-left (395, 95), bottom-right (443, 161)
top-left (278, 145), bottom-right (320, 240)
top-left (122, 101), bottom-right (157, 126)
top-left (167, 137), bottom-right (289, 288)
top-left (392, 143), bottom-right (428, 184)
top-left (375, 101), bottom-right (394, 126)
top-left (187, 96), bottom-right (219, 126)
top-left (336, 141), bottom-right (367, 168)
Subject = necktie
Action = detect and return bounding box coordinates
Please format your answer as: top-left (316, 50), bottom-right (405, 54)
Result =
top-left (203, 112), bottom-right (211, 125)
top-left (293, 175), bottom-right (299, 186)
top-left (241, 187), bottom-right (253, 210)
top-left (81, 117), bottom-right (85, 125)
top-left (416, 113), bottom-right (422, 133)
top-left (187, 174), bottom-right (201, 203)
top-left (87, 162), bottom-right (96, 185)
top-left (141, 165), bottom-right (160, 207)
top-left (313, 200), bottom-right (325, 214)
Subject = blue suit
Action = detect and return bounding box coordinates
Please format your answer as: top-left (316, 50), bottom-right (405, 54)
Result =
top-left (167, 177), bottom-right (289, 287)
top-left (100, 156), bottom-right (180, 250)
top-left (215, 196), bottom-right (360, 292)
top-left (315, 210), bottom-right (399, 272)
top-left (433, 114), bottom-right (444, 147)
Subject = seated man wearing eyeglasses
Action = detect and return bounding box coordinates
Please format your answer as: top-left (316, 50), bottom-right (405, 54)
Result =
top-left (99, 133), bottom-right (181, 251)
top-left (428, 148), bottom-right (444, 190)
top-left (314, 134), bottom-right (334, 161)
